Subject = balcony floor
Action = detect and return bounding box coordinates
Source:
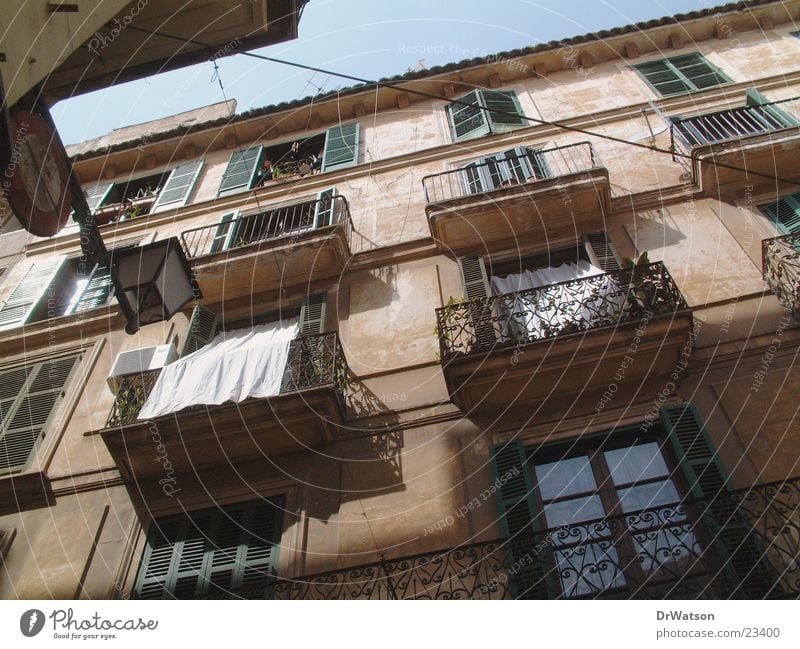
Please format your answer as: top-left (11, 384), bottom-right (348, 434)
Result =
top-left (443, 310), bottom-right (694, 412)
top-left (97, 386), bottom-right (345, 483)
top-left (427, 168), bottom-right (611, 255)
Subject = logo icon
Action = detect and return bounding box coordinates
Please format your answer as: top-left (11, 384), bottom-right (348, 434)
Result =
top-left (20, 609), bottom-right (45, 637)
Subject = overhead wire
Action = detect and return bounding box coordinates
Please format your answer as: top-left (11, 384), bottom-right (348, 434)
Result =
top-left (122, 23), bottom-right (800, 189)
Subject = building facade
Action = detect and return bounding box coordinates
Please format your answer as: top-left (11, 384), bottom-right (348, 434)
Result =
top-left (1, 0), bottom-right (799, 599)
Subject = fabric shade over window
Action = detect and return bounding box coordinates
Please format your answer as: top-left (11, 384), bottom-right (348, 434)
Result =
top-left (490, 261), bottom-right (625, 339)
top-left (138, 319), bottom-right (299, 419)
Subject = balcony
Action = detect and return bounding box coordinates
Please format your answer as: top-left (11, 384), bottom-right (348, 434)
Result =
top-left (763, 233), bottom-right (800, 321)
top-left (99, 333), bottom-right (348, 484)
top-left (422, 142), bottom-right (610, 255)
top-left (436, 262), bottom-right (692, 411)
top-left (177, 477), bottom-right (800, 599)
top-left (180, 195), bottom-right (352, 303)
top-left (671, 97), bottom-right (800, 196)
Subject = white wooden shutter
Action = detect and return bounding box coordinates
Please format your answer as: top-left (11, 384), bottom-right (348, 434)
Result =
top-left (152, 160), bottom-right (205, 211)
top-left (299, 293), bottom-right (327, 336)
top-left (313, 188), bottom-right (337, 228)
top-left (0, 355), bottom-right (79, 474)
top-left (458, 256), bottom-right (491, 299)
top-left (0, 258), bottom-right (63, 330)
top-left (585, 232), bottom-right (621, 272)
top-left (85, 182), bottom-right (113, 213)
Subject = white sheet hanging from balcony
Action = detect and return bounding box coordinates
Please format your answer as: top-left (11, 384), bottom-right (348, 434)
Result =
top-left (491, 261), bottom-right (625, 340)
top-left (137, 318), bottom-right (299, 420)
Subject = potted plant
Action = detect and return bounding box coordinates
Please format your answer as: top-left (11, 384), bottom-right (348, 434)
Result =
top-left (619, 251), bottom-right (659, 310)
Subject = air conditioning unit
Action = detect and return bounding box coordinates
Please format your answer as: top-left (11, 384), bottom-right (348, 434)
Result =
top-left (107, 343), bottom-right (177, 391)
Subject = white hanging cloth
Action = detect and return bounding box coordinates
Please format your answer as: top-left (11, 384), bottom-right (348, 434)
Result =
top-left (490, 261), bottom-right (625, 340)
top-left (137, 318), bottom-right (300, 419)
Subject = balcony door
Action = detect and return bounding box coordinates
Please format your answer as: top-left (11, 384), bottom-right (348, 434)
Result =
top-left (460, 147), bottom-right (549, 195)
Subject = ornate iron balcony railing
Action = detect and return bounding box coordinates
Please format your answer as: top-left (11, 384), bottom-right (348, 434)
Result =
top-left (105, 332), bottom-right (348, 427)
top-left (421, 141), bottom-right (599, 204)
top-left (763, 233), bottom-right (800, 322)
top-left (188, 477), bottom-right (800, 600)
top-left (436, 262), bottom-right (688, 362)
top-left (670, 96), bottom-right (799, 152)
top-left (179, 194), bottom-right (351, 259)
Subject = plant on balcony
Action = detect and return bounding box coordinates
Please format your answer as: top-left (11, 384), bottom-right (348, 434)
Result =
top-left (620, 252), bottom-right (657, 310)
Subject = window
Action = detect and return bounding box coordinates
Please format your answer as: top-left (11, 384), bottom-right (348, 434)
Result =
top-left (634, 53), bottom-right (730, 96)
top-left (0, 355), bottom-right (80, 474)
top-left (135, 497), bottom-right (284, 599)
top-left (760, 192), bottom-right (800, 234)
top-left (491, 404), bottom-right (777, 599)
top-left (0, 245), bottom-right (137, 330)
top-left (83, 160), bottom-right (203, 217)
top-left (460, 147), bottom-right (549, 194)
top-left (447, 90), bottom-right (527, 141)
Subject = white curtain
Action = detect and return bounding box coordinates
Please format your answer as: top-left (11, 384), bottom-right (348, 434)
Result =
top-left (490, 261), bottom-right (626, 340)
top-left (138, 318), bottom-right (300, 420)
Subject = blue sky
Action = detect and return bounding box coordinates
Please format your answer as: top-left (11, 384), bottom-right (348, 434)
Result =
top-left (52, 0), bottom-right (717, 144)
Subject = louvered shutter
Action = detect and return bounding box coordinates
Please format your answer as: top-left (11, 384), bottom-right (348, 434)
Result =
top-left (299, 292), bottom-right (327, 336)
top-left (152, 160), bottom-right (204, 211)
top-left (635, 54), bottom-right (729, 97)
top-left (0, 355), bottom-right (78, 474)
top-left (745, 88), bottom-right (796, 130)
top-left (180, 306), bottom-right (218, 357)
top-left (659, 404), bottom-right (779, 598)
top-left (458, 256), bottom-right (495, 351)
top-left (483, 90), bottom-right (526, 129)
top-left (448, 90), bottom-right (490, 141)
top-left (458, 256), bottom-right (491, 299)
top-left (673, 53), bottom-right (730, 90)
top-left (85, 182), bottom-right (113, 213)
top-left (0, 527), bottom-right (15, 564)
top-left (71, 263), bottom-right (114, 313)
top-left (490, 441), bottom-right (552, 598)
top-left (135, 498), bottom-right (284, 600)
top-left (585, 232), bottom-right (621, 272)
top-left (761, 192), bottom-right (800, 235)
top-left (0, 258), bottom-right (63, 330)
top-left (209, 211), bottom-right (239, 254)
top-left (322, 123), bottom-right (360, 172)
top-left (314, 188), bottom-right (337, 228)
top-left (218, 147), bottom-right (264, 196)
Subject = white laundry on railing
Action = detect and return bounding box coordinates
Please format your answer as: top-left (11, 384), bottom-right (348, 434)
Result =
top-left (490, 261), bottom-right (626, 340)
top-left (137, 318), bottom-right (300, 419)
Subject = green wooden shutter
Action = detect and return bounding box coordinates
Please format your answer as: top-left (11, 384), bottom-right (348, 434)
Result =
top-left (490, 441), bottom-right (552, 598)
top-left (761, 193), bottom-right (800, 235)
top-left (71, 263), bottom-right (114, 313)
top-left (218, 147), bottom-right (264, 196)
top-left (585, 232), bottom-right (621, 272)
top-left (447, 90), bottom-right (490, 141)
top-left (135, 498), bottom-right (284, 600)
top-left (322, 123), bottom-right (360, 172)
top-left (299, 292), bottom-right (327, 336)
top-left (483, 90), bottom-right (526, 129)
top-left (0, 259), bottom-right (63, 330)
top-left (181, 306), bottom-right (218, 357)
top-left (635, 54), bottom-right (729, 96)
top-left (314, 188), bottom-right (337, 228)
top-left (0, 355), bottom-right (79, 474)
top-left (85, 182), bottom-right (113, 213)
top-left (209, 211), bottom-right (239, 253)
top-left (153, 160), bottom-right (204, 211)
top-left (458, 256), bottom-right (490, 299)
top-left (659, 403), bottom-right (779, 598)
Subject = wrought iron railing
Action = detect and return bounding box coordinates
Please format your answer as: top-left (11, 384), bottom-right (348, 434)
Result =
top-left (422, 141), bottom-right (600, 204)
top-left (189, 477), bottom-right (800, 600)
top-left (763, 233), bottom-right (800, 322)
top-left (179, 194), bottom-right (351, 259)
top-left (436, 262), bottom-right (688, 361)
top-left (670, 96), bottom-right (799, 154)
top-left (105, 333), bottom-right (348, 426)
top-left (105, 371), bottom-right (160, 427)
